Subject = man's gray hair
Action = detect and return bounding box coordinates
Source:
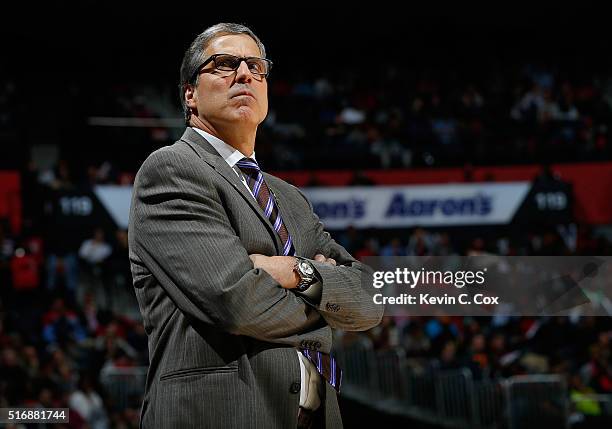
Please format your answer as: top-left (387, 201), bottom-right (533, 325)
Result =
top-left (179, 22), bottom-right (267, 125)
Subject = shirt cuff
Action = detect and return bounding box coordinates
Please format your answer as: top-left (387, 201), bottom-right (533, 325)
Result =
top-left (297, 350), bottom-right (307, 406)
top-left (297, 352), bottom-right (322, 411)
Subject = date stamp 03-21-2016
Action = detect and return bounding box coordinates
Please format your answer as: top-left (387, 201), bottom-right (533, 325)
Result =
top-left (0, 408), bottom-right (70, 424)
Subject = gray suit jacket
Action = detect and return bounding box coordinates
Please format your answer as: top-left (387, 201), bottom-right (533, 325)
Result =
top-left (128, 128), bottom-right (383, 428)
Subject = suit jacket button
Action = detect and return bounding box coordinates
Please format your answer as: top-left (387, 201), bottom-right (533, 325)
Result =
top-left (290, 381), bottom-right (301, 394)
top-left (314, 341), bottom-right (322, 350)
top-left (326, 303), bottom-right (340, 312)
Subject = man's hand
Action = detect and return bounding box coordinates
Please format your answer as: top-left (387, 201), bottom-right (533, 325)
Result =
top-left (249, 255), bottom-right (299, 289)
top-left (249, 254), bottom-right (336, 289)
top-left (313, 254), bottom-right (336, 266)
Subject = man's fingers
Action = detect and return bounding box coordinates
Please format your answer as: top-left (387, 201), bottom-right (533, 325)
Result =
top-left (314, 254), bottom-right (337, 266)
top-left (249, 254), bottom-right (265, 266)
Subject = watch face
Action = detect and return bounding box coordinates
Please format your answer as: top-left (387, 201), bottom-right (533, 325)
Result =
top-left (300, 261), bottom-right (314, 275)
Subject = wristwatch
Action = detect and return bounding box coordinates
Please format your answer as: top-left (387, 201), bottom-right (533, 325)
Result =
top-left (293, 257), bottom-right (317, 292)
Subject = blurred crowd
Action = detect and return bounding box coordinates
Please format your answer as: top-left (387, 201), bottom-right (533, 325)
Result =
top-left (338, 226), bottom-right (612, 425)
top-left (1, 56), bottom-right (612, 427)
top-left (259, 63), bottom-right (612, 170)
top-left (2, 60), bottom-right (612, 174)
top-left (0, 159), bottom-right (144, 428)
top-left (3, 194), bottom-right (612, 427)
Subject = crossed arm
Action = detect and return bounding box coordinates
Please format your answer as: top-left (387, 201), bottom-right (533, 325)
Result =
top-left (130, 148), bottom-right (382, 346)
top-left (248, 253), bottom-right (336, 290)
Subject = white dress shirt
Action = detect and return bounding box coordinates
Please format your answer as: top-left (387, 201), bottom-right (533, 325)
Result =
top-left (191, 127), bottom-right (322, 410)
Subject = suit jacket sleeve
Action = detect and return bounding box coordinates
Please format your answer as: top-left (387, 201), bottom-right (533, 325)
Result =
top-left (129, 148), bottom-right (324, 346)
top-left (294, 189), bottom-right (384, 331)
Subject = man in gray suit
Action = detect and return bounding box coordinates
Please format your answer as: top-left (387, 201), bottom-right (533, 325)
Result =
top-left (128, 22), bottom-right (383, 428)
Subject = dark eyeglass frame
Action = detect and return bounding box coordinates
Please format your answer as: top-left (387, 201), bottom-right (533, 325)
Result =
top-left (190, 53), bottom-right (273, 83)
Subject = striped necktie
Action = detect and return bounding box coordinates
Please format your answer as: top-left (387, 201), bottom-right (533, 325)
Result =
top-left (236, 157), bottom-right (295, 256)
top-left (236, 157), bottom-right (342, 392)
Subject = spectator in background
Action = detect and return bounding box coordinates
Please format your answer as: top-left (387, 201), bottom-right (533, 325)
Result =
top-left (580, 336), bottom-right (612, 393)
top-left (337, 226), bottom-right (362, 253)
top-left (401, 321), bottom-right (431, 357)
top-left (433, 340), bottom-right (461, 371)
top-left (22, 345), bottom-right (40, 380)
top-left (42, 298), bottom-right (87, 346)
top-left (79, 228), bottom-right (113, 267)
top-left (432, 232), bottom-right (456, 256)
top-left (43, 161), bottom-right (81, 302)
top-left (407, 227), bottom-right (434, 256)
top-left (107, 229), bottom-right (133, 305)
top-left (355, 238), bottom-right (379, 261)
top-left (33, 387), bottom-right (61, 411)
top-left (94, 320), bottom-right (138, 371)
top-left (118, 393), bottom-right (143, 429)
top-left (369, 128), bottom-right (411, 168)
top-left (381, 237), bottom-right (407, 258)
top-left (369, 316), bottom-right (400, 350)
top-left (511, 82), bottom-right (545, 123)
top-left (0, 347), bottom-right (27, 405)
top-left (79, 228), bottom-right (113, 309)
top-left (125, 322), bottom-right (149, 366)
top-left (425, 315), bottom-right (460, 355)
top-left (69, 372), bottom-right (110, 429)
top-left (464, 333), bottom-right (488, 380)
top-left (38, 159), bottom-right (75, 191)
top-left (82, 292), bottom-right (101, 334)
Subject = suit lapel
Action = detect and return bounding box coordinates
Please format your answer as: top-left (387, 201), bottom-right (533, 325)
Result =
top-left (179, 128), bottom-right (283, 255)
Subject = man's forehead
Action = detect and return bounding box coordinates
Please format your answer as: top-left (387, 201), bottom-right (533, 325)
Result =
top-left (205, 34), bottom-right (261, 56)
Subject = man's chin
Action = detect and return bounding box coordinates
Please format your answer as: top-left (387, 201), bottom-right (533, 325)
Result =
top-left (232, 107), bottom-right (261, 123)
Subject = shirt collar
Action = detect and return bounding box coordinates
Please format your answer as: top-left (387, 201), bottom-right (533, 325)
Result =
top-left (191, 127), bottom-right (256, 168)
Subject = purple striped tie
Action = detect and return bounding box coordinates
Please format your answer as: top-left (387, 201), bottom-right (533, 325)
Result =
top-left (236, 157), bottom-right (342, 392)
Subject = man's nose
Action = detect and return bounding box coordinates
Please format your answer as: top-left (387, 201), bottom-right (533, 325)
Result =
top-left (235, 60), bottom-right (253, 82)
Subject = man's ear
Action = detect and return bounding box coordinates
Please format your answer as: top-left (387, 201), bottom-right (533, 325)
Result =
top-left (184, 84), bottom-right (197, 109)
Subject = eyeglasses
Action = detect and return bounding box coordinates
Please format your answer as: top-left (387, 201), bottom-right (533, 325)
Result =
top-left (191, 53), bottom-right (273, 82)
